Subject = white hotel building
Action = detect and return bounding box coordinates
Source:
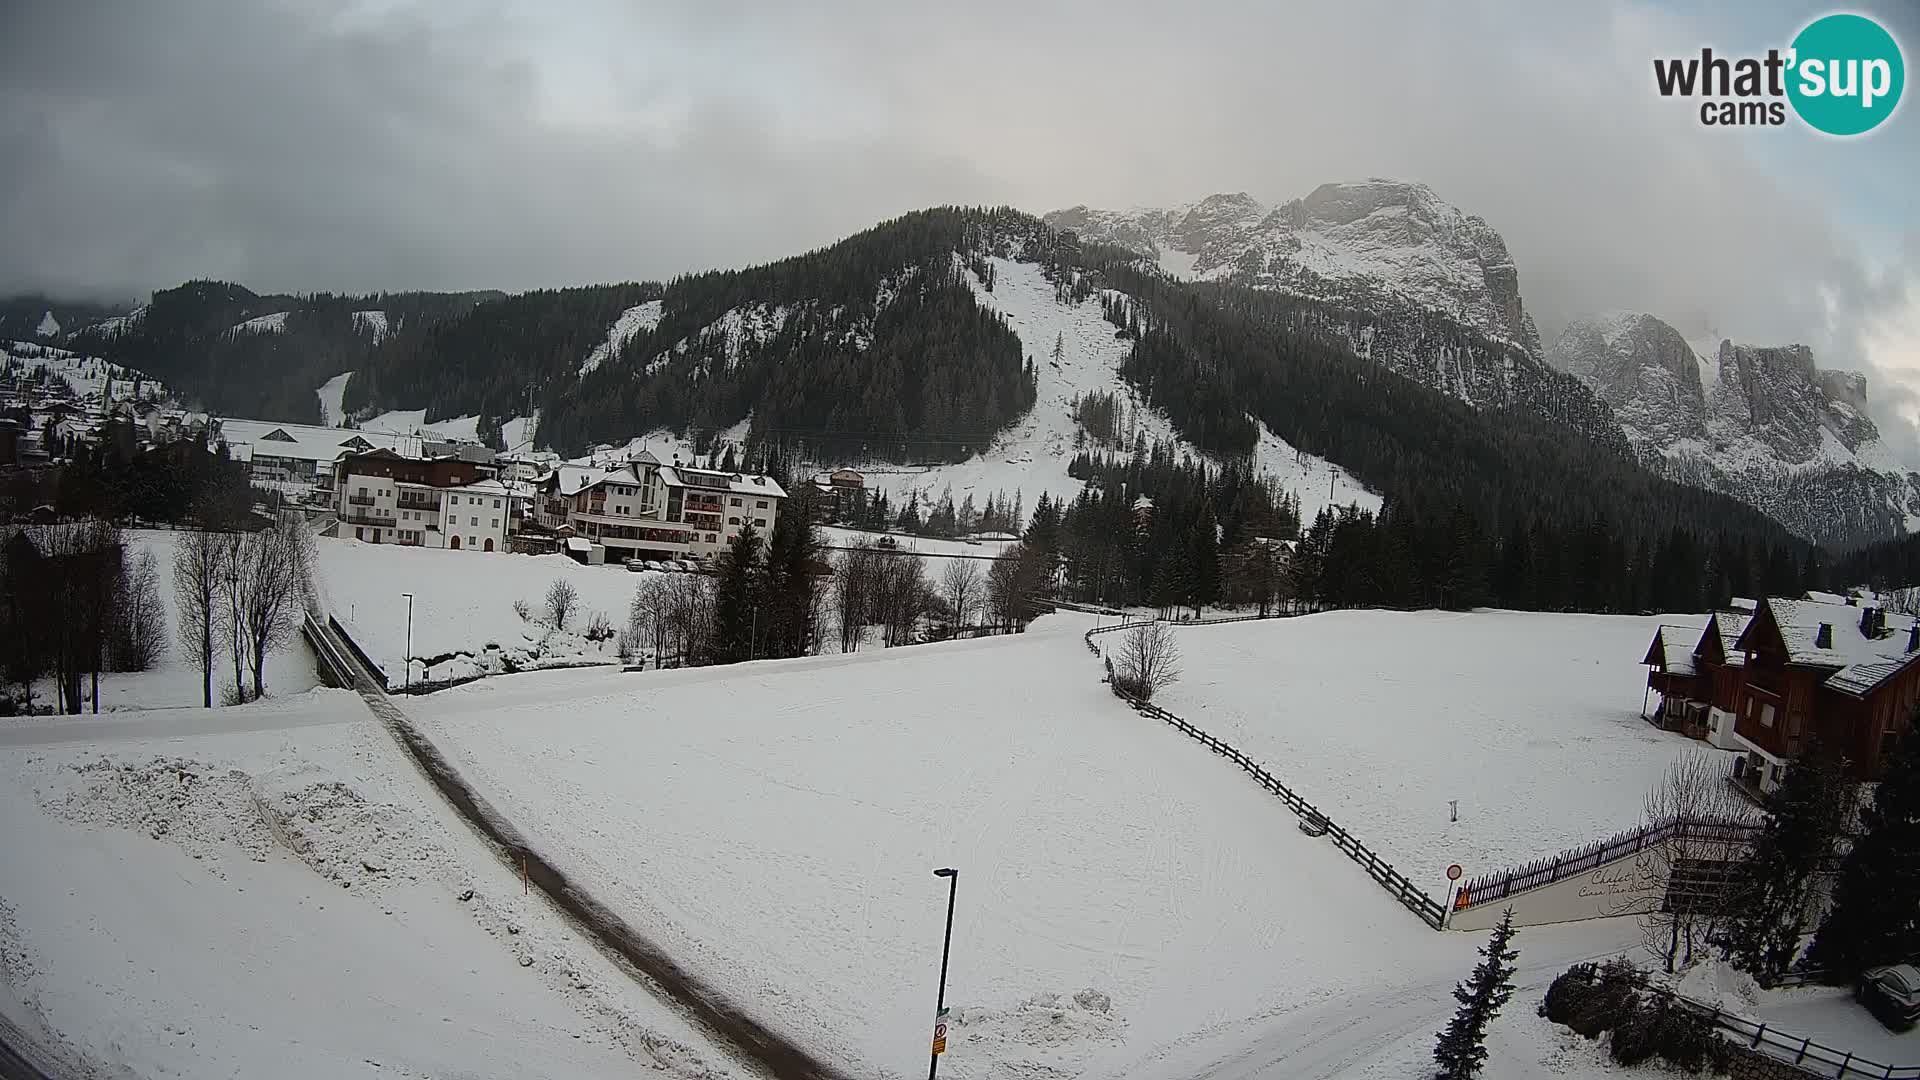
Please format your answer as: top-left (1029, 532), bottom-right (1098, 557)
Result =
top-left (535, 451), bottom-right (786, 562)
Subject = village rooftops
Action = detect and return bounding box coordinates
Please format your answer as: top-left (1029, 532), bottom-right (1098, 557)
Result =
top-left (215, 417), bottom-right (420, 464)
top-left (1737, 596), bottom-right (1920, 698)
top-left (657, 465), bottom-right (787, 499)
top-left (1710, 612), bottom-right (1752, 668)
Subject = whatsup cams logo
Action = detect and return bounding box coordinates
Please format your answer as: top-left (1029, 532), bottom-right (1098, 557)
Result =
top-left (1653, 12), bottom-right (1905, 135)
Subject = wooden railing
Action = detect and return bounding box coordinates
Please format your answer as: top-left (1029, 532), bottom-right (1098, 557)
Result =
top-left (1455, 817), bottom-right (1762, 911)
top-left (1083, 617), bottom-right (1449, 929)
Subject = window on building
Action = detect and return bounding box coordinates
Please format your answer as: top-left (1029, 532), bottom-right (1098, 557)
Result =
top-left (491, 519), bottom-right (499, 528)
top-left (493, 499), bottom-right (501, 508)
top-left (469, 536), bottom-right (477, 547)
top-left (730, 497), bottom-right (742, 506)
top-left (1760, 703), bottom-right (1776, 728)
top-left (470, 516), bottom-right (479, 526)
top-left (728, 517), bottom-right (740, 525)
top-left (357, 487), bottom-right (367, 496)
top-left (756, 500), bottom-right (768, 509)
top-left (754, 518), bottom-right (767, 529)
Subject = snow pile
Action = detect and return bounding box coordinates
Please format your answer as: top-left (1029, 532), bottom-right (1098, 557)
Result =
top-left (0, 700), bottom-right (746, 1079)
top-left (314, 370), bottom-right (352, 426)
top-left (351, 309), bottom-right (390, 343)
top-left (229, 311), bottom-right (289, 334)
top-left (1156, 609), bottom-right (1729, 874)
top-left (580, 300), bottom-right (664, 377)
top-left (859, 256), bottom-right (1376, 523)
top-left (1671, 959), bottom-right (1763, 1015)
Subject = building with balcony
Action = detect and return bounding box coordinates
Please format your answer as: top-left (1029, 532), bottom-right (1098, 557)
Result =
top-left (533, 451), bottom-right (786, 563)
top-left (1647, 593), bottom-right (1920, 799)
top-left (330, 448), bottom-right (523, 551)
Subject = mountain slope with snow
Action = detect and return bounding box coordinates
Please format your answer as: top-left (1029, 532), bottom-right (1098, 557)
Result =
top-left (1550, 313), bottom-right (1918, 547)
top-left (1048, 180), bottom-right (1541, 356)
top-left (867, 256), bottom-right (1377, 519)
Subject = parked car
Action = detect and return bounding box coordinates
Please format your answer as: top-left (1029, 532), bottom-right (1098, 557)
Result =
top-left (876, 535), bottom-right (898, 549)
top-left (1857, 964), bottom-right (1920, 1031)
top-left (625, 558), bottom-right (649, 572)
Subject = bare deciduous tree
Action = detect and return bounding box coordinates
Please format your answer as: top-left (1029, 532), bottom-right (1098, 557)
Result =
top-left (28, 519), bottom-right (122, 714)
top-left (658, 573), bottom-right (712, 666)
top-left (109, 549), bottom-right (168, 671)
top-left (1113, 619), bottom-right (1181, 701)
top-left (875, 554), bottom-right (930, 647)
top-left (832, 543), bottom-right (878, 653)
top-left (1636, 752), bottom-right (1753, 973)
top-left (222, 517), bottom-right (315, 703)
top-left (545, 578), bottom-right (579, 630)
top-left (173, 525), bottom-right (227, 708)
top-left (942, 559), bottom-right (980, 634)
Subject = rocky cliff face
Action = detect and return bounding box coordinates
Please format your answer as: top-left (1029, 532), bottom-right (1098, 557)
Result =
top-left (1550, 313), bottom-right (1917, 548)
top-left (1049, 179), bottom-right (1543, 355)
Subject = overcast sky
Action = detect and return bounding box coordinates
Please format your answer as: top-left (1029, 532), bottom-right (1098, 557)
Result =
top-left (3, 0), bottom-right (1916, 456)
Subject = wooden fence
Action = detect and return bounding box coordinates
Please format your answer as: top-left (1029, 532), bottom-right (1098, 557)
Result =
top-left (1455, 816), bottom-right (1762, 911)
top-left (1083, 619), bottom-right (1449, 929)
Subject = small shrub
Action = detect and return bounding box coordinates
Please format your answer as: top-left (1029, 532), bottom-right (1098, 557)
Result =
top-left (545, 579), bottom-right (579, 630)
top-left (584, 610), bottom-right (614, 643)
top-left (513, 598), bottom-right (531, 623)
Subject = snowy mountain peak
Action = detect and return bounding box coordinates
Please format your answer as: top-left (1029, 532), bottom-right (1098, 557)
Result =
top-left (1045, 178), bottom-right (1542, 356)
top-left (35, 309), bottom-right (60, 337)
top-left (1551, 313), bottom-right (1913, 547)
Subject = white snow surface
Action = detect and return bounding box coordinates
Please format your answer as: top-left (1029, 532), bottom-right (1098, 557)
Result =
top-left (315, 370), bottom-right (353, 426)
top-left (34, 310), bottom-right (59, 337)
top-left (315, 538), bottom-right (658, 684)
top-left (229, 311), bottom-right (290, 335)
top-left (500, 412), bottom-right (539, 452)
top-left (83, 305), bottom-right (146, 338)
top-left (580, 300), bottom-right (664, 377)
top-left (413, 615), bottom-right (1646, 1080)
top-left (860, 257), bottom-right (1377, 521)
top-left (0, 694), bottom-right (750, 1080)
top-left (1155, 609), bottom-right (1741, 876)
top-left (352, 309), bottom-right (390, 343)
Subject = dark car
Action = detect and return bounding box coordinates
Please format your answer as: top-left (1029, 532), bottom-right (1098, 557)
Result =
top-left (1857, 964), bottom-right (1920, 1031)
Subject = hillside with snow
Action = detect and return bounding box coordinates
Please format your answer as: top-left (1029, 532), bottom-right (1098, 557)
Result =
top-left (859, 256), bottom-right (1377, 521)
top-left (3, 339), bottom-right (168, 403)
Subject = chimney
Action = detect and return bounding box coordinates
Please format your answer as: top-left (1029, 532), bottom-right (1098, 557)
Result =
top-left (1814, 623), bottom-right (1833, 649)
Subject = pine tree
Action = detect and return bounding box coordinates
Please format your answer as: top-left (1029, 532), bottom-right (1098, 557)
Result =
top-left (708, 523), bottom-right (765, 664)
top-left (1806, 711), bottom-right (1920, 979)
top-left (1718, 740), bottom-right (1850, 983)
top-left (763, 488), bottom-right (821, 659)
top-left (1432, 909), bottom-right (1519, 1080)
top-left (1186, 501), bottom-right (1220, 617)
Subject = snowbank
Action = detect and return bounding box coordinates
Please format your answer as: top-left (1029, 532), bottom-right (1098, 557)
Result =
top-left (1155, 609), bottom-right (1730, 877)
top-left (0, 694), bottom-right (746, 1079)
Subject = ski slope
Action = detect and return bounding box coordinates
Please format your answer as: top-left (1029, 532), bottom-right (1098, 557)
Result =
top-left (1155, 609), bottom-right (1738, 877)
top-left (412, 614), bottom-right (1643, 1080)
top-left (861, 257), bottom-right (1377, 522)
top-left (3, 341), bottom-right (165, 402)
top-left (314, 370), bottom-right (352, 426)
top-left (580, 300), bottom-right (664, 377)
top-left (0, 692), bottom-right (750, 1080)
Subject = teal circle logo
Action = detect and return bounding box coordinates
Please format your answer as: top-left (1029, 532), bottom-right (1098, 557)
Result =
top-left (1787, 13), bottom-right (1905, 136)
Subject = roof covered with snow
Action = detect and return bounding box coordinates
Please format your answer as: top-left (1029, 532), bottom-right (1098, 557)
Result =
top-left (1742, 596), bottom-right (1920, 697)
top-left (658, 465), bottom-right (787, 499)
top-left (1646, 625), bottom-right (1699, 675)
top-left (214, 417), bottom-right (418, 464)
top-left (1710, 613), bottom-right (1751, 668)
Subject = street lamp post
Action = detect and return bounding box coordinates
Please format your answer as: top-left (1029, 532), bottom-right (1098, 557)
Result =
top-left (929, 867), bottom-right (958, 1080)
top-left (401, 592), bottom-right (414, 689)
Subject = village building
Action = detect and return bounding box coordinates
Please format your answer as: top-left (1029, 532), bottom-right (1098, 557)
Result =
top-left (1644, 593), bottom-right (1920, 798)
top-left (329, 448), bottom-right (524, 551)
top-left (533, 452), bottom-right (786, 563)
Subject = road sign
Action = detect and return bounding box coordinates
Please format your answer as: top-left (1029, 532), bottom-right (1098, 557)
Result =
top-left (1446, 864), bottom-right (1463, 882)
top-left (931, 1007), bottom-right (949, 1055)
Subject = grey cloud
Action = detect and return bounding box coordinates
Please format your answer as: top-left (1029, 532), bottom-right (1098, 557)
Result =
top-left (2, 0), bottom-right (1915, 463)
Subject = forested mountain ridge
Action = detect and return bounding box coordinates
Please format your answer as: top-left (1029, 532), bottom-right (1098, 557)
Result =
top-left (31, 282), bottom-right (501, 422)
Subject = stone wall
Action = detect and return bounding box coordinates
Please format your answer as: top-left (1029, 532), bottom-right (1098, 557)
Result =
top-left (1727, 1043), bottom-right (1824, 1080)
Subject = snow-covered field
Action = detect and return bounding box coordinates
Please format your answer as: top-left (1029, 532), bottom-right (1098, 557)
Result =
top-left (314, 538), bottom-right (656, 684)
top-left (1154, 610), bottom-right (1734, 878)
top-left (3, 340), bottom-right (166, 402)
top-left (30, 529), bottom-right (319, 712)
top-left (0, 691), bottom-right (751, 1080)
top-left (315, 370), bottom-right (352, 426)
top-left (411, 614), bottom-right (1648, 1080)
top-left (857, 258), bottom-right (1378, 525)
